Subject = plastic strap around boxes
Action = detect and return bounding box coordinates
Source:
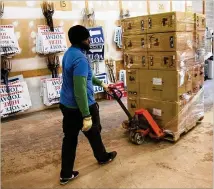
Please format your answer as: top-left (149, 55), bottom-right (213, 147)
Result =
top-left (164, 88), bottom-right (204, 139)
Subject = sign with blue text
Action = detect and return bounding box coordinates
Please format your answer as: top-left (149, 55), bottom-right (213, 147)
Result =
top-left (87, 26), bottom-right (105, 61)
top-left (93, 73), bottom-right (107, 94)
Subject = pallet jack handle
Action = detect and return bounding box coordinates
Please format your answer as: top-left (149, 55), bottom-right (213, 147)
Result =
top-left (106, 87), bottom-right (133, 121)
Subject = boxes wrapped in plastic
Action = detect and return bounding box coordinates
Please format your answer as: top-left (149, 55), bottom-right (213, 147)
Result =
top-left (147, 32), bottom-right (194, 52)
top-left (121, 16), bottom-right (148, 36)
top-left (164, 88), bottom-right (204, 141)
top-left (123, 34), bottom-right (147, 52)
top-left (124, 52), bottom-right (148, 69)
top-left (127, 88), bottom-right (204, 141)
top-left (194, 13), bottom-right (206, 31)
top-left (147, 12), bottom-right (194, 33)
top-left (124, 50), bottom-right (201, 70)
top-left (121, 12), bottom-right (203, 34)
top-left (126, 68), bottom-right (193, 101)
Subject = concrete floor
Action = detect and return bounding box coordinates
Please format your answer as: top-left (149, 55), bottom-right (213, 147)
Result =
top-left (1, 80), bottom-right (214, 189)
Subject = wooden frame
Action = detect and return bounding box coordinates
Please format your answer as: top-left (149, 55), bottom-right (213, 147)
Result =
top-left (9, 67), bottom-right (62, 78)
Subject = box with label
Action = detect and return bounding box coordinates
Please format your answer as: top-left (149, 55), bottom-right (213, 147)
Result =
top-left (126, 69), bottom-right (140, 97)
top-left (123, 35), bottom-right (147, 52)
top-left (147, 12), bottom-right (187, 33)
top-left (127, 97), bottom-right (139, 116)
top-left (124, 52), bottom-right (148, 69)
top-left (186, 88), bottom-right (204, 130)
top-left (192, 64), bottom-right (200, 93)
top-left (194, 13), bottom-right (206, 31)
top-left (139, 97), bottom-right (184, 132)
top-left (139, 88), bottom-right (204, 134)
top-left (195, 48), bottom-right (205, 64)
top-left (122, 16), bottom-right (148, 36)
top-left (185, 12), bottom-right (195, 32)
top-left (148, 50), bottom-right (196, 70)
top-left (193, 31), bottom-right (205, 50)
top-left (198, 64), bottom-right (205, 87)
top-left (147, 32), bottom-right (193, 52)
top-left (192, 64), bottom-right (204, 93)
top-left (138, 69), bottom-right (192, 102)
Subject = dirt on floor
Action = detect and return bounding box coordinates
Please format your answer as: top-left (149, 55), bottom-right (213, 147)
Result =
top-left (1, 80), bottom-right (214, 189)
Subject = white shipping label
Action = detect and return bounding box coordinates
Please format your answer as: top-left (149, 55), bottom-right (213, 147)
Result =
top-left (153, 78), bottom-right (162, 85)
top-left (153, 108), bottom-right (162, 116)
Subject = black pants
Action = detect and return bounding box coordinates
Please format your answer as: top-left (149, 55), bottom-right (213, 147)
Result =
top-left (59, 103), bottom-right (109, 178)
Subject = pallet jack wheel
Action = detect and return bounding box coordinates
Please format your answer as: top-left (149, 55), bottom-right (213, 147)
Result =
top-left (129, 131), bottom-right (135, 143)
top-left (198, 116), bottom-right (204, 121)
top-left (134, 132), bottom-right (145, 145)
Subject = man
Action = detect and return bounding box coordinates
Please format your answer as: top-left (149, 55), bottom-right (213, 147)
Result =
top-left (59, 25), bottom-right (117, 185)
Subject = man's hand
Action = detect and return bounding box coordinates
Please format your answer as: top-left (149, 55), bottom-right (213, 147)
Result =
top-left (82, 116), bottom-right (92, 132)
top-left (101, 82), bottom-right (109, 92)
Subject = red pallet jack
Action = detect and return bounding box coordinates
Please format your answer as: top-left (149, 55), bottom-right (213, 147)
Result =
top-left (107, 87), bottom-right (167, 145)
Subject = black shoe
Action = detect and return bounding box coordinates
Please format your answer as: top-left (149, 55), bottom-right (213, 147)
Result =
top-left (98, 151), bottom-right (117, 165)
top-left (60, 171), bottom-right (79, 185)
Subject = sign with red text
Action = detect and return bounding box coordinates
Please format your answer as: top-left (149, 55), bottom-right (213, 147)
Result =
top-left (0, 25), bottom-right (20, 55)
top-left (40, 77), bottom-right (62, 106)
top-left (36, 25), bottom-right (67, 54)
top-left (0, 82), bottom-right (32, 117)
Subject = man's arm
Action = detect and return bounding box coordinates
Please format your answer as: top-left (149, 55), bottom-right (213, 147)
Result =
top-left (92, 75), bottom-right (102, 86)
top-left (73, 76), bottom-right (90, 117)
top-left (73, 58), bottom-right (90, 118)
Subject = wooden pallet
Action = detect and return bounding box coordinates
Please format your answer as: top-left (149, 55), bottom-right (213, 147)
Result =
top-left (163, 116), bottom-right (204, 142)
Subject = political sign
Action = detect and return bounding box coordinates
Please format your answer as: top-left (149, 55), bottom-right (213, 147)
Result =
top-left (87, 26), bottom-right (105, 61)
top-left (93, 73), bottom-right (107, 94)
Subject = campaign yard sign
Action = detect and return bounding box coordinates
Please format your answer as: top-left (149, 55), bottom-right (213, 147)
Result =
top-left (87, 26), bottom-right (104, 61)
top-left (40, 77), bottom-right (62, 106)
top-left (93, 73), bottom-right (107, 94)
top-left (0, 25), bottom-right (20, 56)
top-left (0, 81), bottom-right (32, 117)
top-left (36, 26), bottom-right (67, 54)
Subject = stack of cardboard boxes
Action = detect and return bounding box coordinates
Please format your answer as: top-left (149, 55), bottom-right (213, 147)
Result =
top-left (122, 12), bottom-right (205, 140)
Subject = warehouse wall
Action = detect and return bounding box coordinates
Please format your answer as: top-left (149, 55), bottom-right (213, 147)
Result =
top-left (1, 0), bottom-right (201, 114)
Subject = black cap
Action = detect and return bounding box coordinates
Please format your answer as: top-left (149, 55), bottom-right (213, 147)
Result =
top-left (68, 25), bottom-right (90, 45)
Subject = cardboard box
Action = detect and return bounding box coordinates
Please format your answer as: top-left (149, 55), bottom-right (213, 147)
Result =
top-left (147, 32), bottom-right (193, 52)
top-left (126, 69), bottom-right (140, 97)
top-left (124, 52), bottom-right (148, 69)
top-left (127, 97), bottom-right (139, 116)
top-left (148, 50), bottom-right (196, 70)
top-left (185, 67), bottom-right (193, 94)
top-left (139, 97), bottom-right (184, 132)
top-left (192, 64), bottom-right (200, 93)
top-left (122, 16), bottom-right (148, 36)
top-left (192, 63), bottom-right (204, 93)
top-left (185, 12), bottom-right (195, 32)
top-left (194, 13), bottom-right (206, 31)
top-left (185, 88), bottom-right (204, 130)
top-left (193, 31), bottom-right (206, 50)
top-left (147, 12), bottom-right (187, 33)
top-left (138, 88), bottom-right (204, 134)
top-left (123, 35), bottom-right (147, 52)
top-left (198, 64), bottom-right (205, 87)
top-left (138, 69), bottom-right (192, 101)
top-left (195, 48), bottom-right (205, 64)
